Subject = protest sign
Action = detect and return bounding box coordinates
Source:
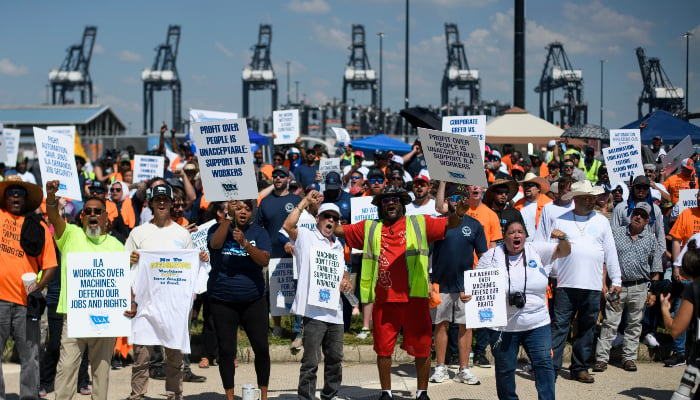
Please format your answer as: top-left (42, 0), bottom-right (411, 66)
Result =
top-left (307, 248), bottom-right (344, 310)
top-left (441, 115), bottom-right (486, 161)
top-left (46, 125), bottom-right (76, 142)
top-left (319, 158), bottom-right (341, 180)
top-left (189, 109), bottom-right (238, 134)
top-left (663, 135), bottom-right (694, 175)
top-left (609, 129), bottom-right (641, 149)
top-left (331, 127), bottom-right (351, 145)
top-left (0, 123), bottom-right (5, 163)
top-left (191, 219), bottom-right (216, 294)
top-left (602, 143), bottom-right (644, 185)
top-left (464, 268), bottom-right (507, 329)
top-left (132, 249), bottom-right (200, 352)
top-left (418, 127), bottom-right (487, 188)
top-left (66, 252), bottom-right (131, 338)
top-left (33, 127), bottom-right (82, 199)
top-left (273, 109), bottom-right (300, 145)
top-left (3, 128), bottom-right (20, 167)
top-left (133, 155), bottom-right (164, 183)
top-left (190, 119), bottom-right (257, 201)
top-left (351, 196), bottom-right (377, 224)
top-left (677, 189), bottom-right (699, 213)
top-left (268, 258), bottom-right (295, 316)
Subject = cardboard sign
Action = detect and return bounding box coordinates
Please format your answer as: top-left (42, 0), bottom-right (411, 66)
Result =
top-left (306, 247), bottom-right (344, 310)
top-left (190, 119), bottom-right (257, 201)
top-left (441, 115), bottom-right (486, 161)
top-left (319, 158), bottom-right (341, 180)
top-left (268, 258), bottom-right (295, 316)
top-left (464, 268), bottom-right (507, 329)
top-left (66, 252), bottom-right (131, 338)
top-left (610, 129), bottom-right (641, 150)
top-left (273, 109), bottom-right (300, 145)
top-left (331, 127), bottom-right (351, 145)
top-left (678, 189), bottom-right (699, 213)
top-left (3, 128), bottom-right (20, 167)
top-left (418, 127), bottom-right (487, 188)
top-left (602, 143), bottom-right (644, 185)
top-left (46, 125), bottom-right (76, 142)
top-left (133, 155), bottom-right (165, 183)
top-left (33, 127), bottom-right (82, 199)
top-left (663, 135), bottom-right (694, 175)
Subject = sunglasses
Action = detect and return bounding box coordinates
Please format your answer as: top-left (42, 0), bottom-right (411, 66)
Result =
top-left (612, 188), bottom-right (623, 194)
top-left (272, 173), bottom-right (287, 178)
top-left (381, 196), bottom-right (400, 205)
top-left (493, 188), bottom-right (510, 195)
top-left (321, 213), bottom-right (340, 222)
top-left (563, 165), bottom-right (575, 169)
top-left (634, 185), bottom-right (650, 190)
top-left (644, 169), bottom-right (655, 173)
top-left (173, 203), bottom-right (185, 209)
top-left (523, 182), bottom-right (538, 189)
top-left (448, 195), bottom-right (465, 202)
top-left (391, 176), bottom-right (403, 181)
top-left (110, 187), bottom-right (122, 192)
top-left (369, 178), bottom-right (385, 184)
top-left (273, 158), bottom-right (283, 162)
top-left (350, 175), bottom-right (362, 180)
top-left (413, 181), bottom-right (428, 187)
top-left (5, 187), bottom-right (26, 197)
top-left (631, 211), bottom-right (649, 219)
top-left (83, 207), bottom-right (104, 216)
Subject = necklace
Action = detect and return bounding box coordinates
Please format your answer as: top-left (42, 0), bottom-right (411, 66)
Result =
top-left (572, 213), bottom-right (590, 236)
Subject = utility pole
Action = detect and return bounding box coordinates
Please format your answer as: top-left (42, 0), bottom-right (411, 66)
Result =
top-left (295, 80), bottom-right (299, 104)
top-left (404, 0), bottom-right (409, 136)
top-left (378, 32), bottom-right (384, 133)
top-left (286, 61), bottom-right (291, 105)
top-left (683, 31), bottom-right (692, 121)
top-left (600, 59), bottom-right (605, 127)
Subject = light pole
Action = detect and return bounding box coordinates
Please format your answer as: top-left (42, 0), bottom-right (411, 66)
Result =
top-left (683, 31), bottom-right (692, 121)
top-left (286, 61), bottom-right (291, 105)
top-left (600, 59), bottom-right (605, 127)
top-left (295, 81), bottom-right (299, 104)
top-left (404, 0), bottom-right (409, 136)
top-left (378, 32), bottom-right (384, 133)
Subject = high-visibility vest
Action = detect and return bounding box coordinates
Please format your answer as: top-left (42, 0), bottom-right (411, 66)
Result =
top-left (584, 159), bottom-right (602, 184)
top-left (360, 215), bottom-right (429, 303)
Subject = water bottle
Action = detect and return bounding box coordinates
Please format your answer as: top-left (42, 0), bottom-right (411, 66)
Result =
top-left (344, 292), bottom-right (359, 307)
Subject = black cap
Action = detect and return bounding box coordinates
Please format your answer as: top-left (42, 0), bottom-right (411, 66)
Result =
top-left (325, 171), bottom-right (342, 190)
top-left (368, 168), bottom-right (385, 179)
top-left (632, 175), bottom-right (651, 186)
top-left (89, 181), bottom-right (107, 193)
top-left (445, 183), bottom-right (468, 197)
top-left (371, 185), bottom-right (412, 207)
top-left (273, 165), bottom-right (290, 176)
top-left (374, 150), bottom-right (388, 160)
top-left (149, 184), bottom-right (173, 200)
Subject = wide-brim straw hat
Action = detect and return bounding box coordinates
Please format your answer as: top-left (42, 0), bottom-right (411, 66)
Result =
top-left (483, 179), bottom-right (519, 206)
top-left (518, 172), bottom-right (550, 194)
top-left (0, 175), bottom-right (44, 212)
top-left (562, 180), bottom-right (606, 201)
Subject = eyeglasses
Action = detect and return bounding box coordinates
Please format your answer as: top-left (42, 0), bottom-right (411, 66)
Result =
top-left (369, 178), bottom-right (385, 184)
top-left (83, 207), bottom-right (104, 216)
top-left (5, 187), bottom-right (26, 197)
top-left (321, 213), bottom-right (340, 222)
top-left (272, 173), bottom-right (287, 178)
top-left (381, 196), bottom-right (400, 205)
top-left (110, 187), bottom-right (122, 192)
top-left (448, 195), bottom-right (465, 202)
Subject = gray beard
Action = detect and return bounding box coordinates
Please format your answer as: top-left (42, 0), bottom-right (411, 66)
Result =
top-left (86, 226), bottom-right (103, 238)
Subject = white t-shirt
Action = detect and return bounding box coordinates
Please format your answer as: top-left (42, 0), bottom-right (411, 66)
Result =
top-left (405, 198), bottom-right (439, 217)
top-left (290, 227), bottom-right (345, 324)
top-left (476, 242), bottom-right (556, 332)
top-left (674, 232), bottom-right (700, 267)
top-left (520, 200), bottom-right (538, 241)
top-left (552, 211), bottom-right (621, 290)
top-left (534, 201), bottom-right (574, 278)
top-left (279, 210), bottom-right (317, 279)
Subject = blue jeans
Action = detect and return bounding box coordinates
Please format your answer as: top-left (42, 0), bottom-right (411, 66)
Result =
top-left (298, 318), bottom-right (344, 400)
top-left (0, 300), bottom-right (40, 400)
top-left (473, 328), bottom-right (490, 357)
top-left (488, 325), bottom-right (555, 400)
top-left (551, 288), bottom-right (600, 374)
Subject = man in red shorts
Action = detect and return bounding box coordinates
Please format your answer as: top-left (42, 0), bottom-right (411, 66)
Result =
top-left (335, 185), bottom-right (468, 400)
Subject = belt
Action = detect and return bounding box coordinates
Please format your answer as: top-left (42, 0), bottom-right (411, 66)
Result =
top-left (621, 279), bottom-right (648, 287)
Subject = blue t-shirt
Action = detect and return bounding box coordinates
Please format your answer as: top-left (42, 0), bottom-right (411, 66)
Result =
top-left (323, 190), bottom-right (352, 224)
top-left (257, 192), bottom-right (302, 257)
top-left (207, 223), bottom-right (272, 303)
top-left (294, 163), bottom-right (319, 188)
top-left (431, 215), bottom-right (488, 293)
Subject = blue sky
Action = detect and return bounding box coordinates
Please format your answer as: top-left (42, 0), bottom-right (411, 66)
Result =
top-left (1, 0), bottom-right (698, 136)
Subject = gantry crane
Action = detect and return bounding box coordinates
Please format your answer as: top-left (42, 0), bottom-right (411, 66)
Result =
top-left (242, 24), bottom-right (278, 120)
top-left (142, 25), bottom-right (181, 134)
top-left (534, 42), bottom-right (587, 127)
top-left (441, 23), bottom-right (479, 115)
top-left (341, 25), bottom-right (377, 128)
top-left (636, 47), bottom-right (684, 118)
top-left (48, 26), bottom-right (97, 105)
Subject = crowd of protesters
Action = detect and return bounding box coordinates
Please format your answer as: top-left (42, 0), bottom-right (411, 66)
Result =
top-left (2, 121), bottom-right (700, 400)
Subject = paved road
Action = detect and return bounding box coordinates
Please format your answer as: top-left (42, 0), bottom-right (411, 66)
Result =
top-left (2, 359), bottom-right (688, 399)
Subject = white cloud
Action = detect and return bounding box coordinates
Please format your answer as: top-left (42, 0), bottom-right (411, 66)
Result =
top-left (92, 44), bottom-right (105, 54)
top-left (0, 58), bottom-right (29, 77)
top-left (313, 25), bottom-right (350, 50)
top-left (287, 0), bottom-right (330, 14)
top-left (215, 42), bottom-right (234, 58)
top-left (118, 50), bottom-right (142, 62)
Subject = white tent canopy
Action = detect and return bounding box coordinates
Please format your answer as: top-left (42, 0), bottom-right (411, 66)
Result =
top-left (486, 107), bottom-right (563, 144)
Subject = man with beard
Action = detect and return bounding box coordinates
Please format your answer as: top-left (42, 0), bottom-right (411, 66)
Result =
top-left (283, 192), bottom-right (352, 400)
top-left (483, 179), bottom-right (523, 244)
top-left (514, 173), bottom-right (552, 241)
top-left (612, 176), bottom-right (665, 254)
top-left (335, 185), bottom-right (469, 400)
top-left (294, 149), bottom-right (322, 189)
top-left (46, 180), bottom-right (126, 400)
top-left (322, 172), bottom-right (352, 224)
top-left (405, 175), bottom-right (437, 216)
top-left (485, 154), bottom-right (511, 183)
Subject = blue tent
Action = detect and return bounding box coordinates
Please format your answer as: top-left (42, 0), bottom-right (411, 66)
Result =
top-left (247, 128), bottom-right (270, 145)
top-left (620, 110), bottom-right (700, 145)
top-left (351, 134), bottom-right (412, 154)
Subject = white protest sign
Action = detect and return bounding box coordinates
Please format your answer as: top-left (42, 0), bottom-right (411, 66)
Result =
top-left (602, 143), bottom-right (644, 185)
top-left (418, 127), bottom-right (487, 188)
top-left (331, 127), bottom-right (351, 145)
top-left (307, 247), bottom-right (344, 310)
top-left (3, 128), bottom-right (20, 167)
top-left (351, 196), bottom-right (377, 224)
top-left (441, 115), bottom-right (486, 161)
top-left (66, 252), bottom-right (131, 338)
top-left (273, 109), bottom-right (300, 145)
top-left (190, 119), bottom-right (257, 201)
top-left (46, 125), bottom-right (76, 142)
top-left (677, 189), bottom-right (699, 213)
top-left (191, 219), bottom-right (216, 294)
top-left (189, 109), bottom-right (238, 135)
top-left (319, 158), bottom-right (341, 180)
top-left (268, 258), bottom-right (295, 316)
top-left (609, 129), bottom-right (641, 150)
top-left (663, 136), bottom-right (694, 175)
top-left (0, 123), bottom-right (5, 163)
top-left (133, 155), bottom-right (165, 183)
top-left (464, 268), bottom-right (507, 329)
top-left (33, 127), bottom-right (82, 199)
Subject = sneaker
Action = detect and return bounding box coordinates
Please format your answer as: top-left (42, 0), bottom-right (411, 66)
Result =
top-left (149, 367), bottom-right (166, 380)
top-left (378, 392), bottom-right (392, 400)
top-left (612, 333), bottom-right (623, 348)
top-left (429, 364), bottom-right (448, 383)
top-left (39, 389), bottom-right (48, 398)
top-left (473, 354), bottom-right (491, 368)
top-left (79, 387), bottom-right (91, 395)
top-left (417, 391), bottom-right (430, 400)
top-left (664, 352), bottom-right (687, 368)
top-left (290, 336), bottom-right (303, 354)
top-left (642, 333), bottom-right (660, 348)
top-left (453, 367), bottom-right (480, 385)
top-left (111, 356), bottom-right (123, 370)
top-left (356, 328), bottom-right (371, 340)
top-left (272, 326), bottom-right (284, 337)
top-left (183, 370), bottom-right (207, 382)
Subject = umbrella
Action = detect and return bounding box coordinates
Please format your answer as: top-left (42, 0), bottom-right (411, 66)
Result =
top-left (621, 110), bottom-right (700, 144)
top-left (400, 107), bottom-right (441, 130)
top-left (560, 124), bottom-right (609, 141)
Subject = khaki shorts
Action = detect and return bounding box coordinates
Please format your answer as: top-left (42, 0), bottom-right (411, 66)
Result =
top-left (430, 292), bottom-right (466, 325)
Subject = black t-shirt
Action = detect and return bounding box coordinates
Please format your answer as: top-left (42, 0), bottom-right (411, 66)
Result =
top-left (257, 192), bottom-right (302, 257)
top-left (405, 154), bottom-right (427, 177)
top-left (492, 206), bottom-right (525, 244)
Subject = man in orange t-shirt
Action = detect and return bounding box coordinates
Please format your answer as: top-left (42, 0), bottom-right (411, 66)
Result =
top-left (670, 190), bottom-right (700, 279)
top-left (664, 158), bottom-right (698, 205)
top-left (465, 185), bottom-right (502, 249)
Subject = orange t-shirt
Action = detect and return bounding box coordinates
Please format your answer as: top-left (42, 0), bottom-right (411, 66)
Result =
top-left (669, 207), bottom-right (700, 246)
top-left (466, 203), bottom-right (503, 244)
top-left (175, 216), bottom-right (190, 227)
top-left (502, 154), bottom-right (514, 172)
top-left (106, 198), bottom-right (135, 228)
top-left (664, 174), bottom-right (698, 205)
top-left (0, 210), bottom-right (58, 306)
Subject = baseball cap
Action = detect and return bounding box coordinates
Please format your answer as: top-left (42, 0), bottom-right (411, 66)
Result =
top-left (305, 183), bottom-right (320, 193)
top-left (318, 203), bottom-right (341, 217)
top-left (548, 139), bottom-right (556, 147)
top-left (150, 184), bottom-right (173, 200)
top-left (390, 155), bottom-right (404, 165)
top-left (89, 181), bottom-right (107, 193)
top-left (354, 150), bottom-right (364, 159)
top-left (374, 150), bottom-right (388, 160)
top-left (273, 165), bottom-right (290, 176)
top-left (682, 158), bottom-right (694, 170)
top-left (325, 171), bottom-right (342, 190)
top-left (446, 183), bottom-right (468, 197)
top-left (632, 176), bottom-right (651, 186)
top-left (633, 202), bottom-right (652, 217)
top-left (119, 151), bottom-right (131, 162)
top-left (511, 164), bottom-right (525, 173)
top-left (413, 174), bottom-right (430, 184)
top-left (653, 136), bottom-right (663, 142)
top-left (368, 168), bottom-right (385, 179)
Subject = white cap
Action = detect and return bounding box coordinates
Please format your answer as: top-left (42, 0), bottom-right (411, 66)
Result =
top-left (391, 154), bottom-right (404, 165)
top-left (318, 203), bottom-right (341, 216)
top-left (548, 139), bottom-right (556, 147)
